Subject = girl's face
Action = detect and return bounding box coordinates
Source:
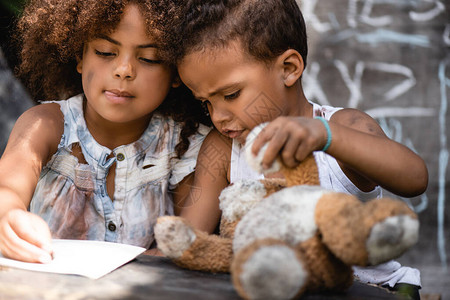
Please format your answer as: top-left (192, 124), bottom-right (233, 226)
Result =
top-left (77, 4), bottom-right (176, 125)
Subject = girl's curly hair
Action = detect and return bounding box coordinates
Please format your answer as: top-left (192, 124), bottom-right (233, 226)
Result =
top-left (14, 0), bottom-right (210, 157)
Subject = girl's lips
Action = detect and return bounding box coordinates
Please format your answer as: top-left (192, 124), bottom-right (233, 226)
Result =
top-left (104, 90), bottom-right (134, 103)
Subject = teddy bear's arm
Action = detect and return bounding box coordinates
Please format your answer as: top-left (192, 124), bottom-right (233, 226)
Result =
top-left (174, 229), bottom-right (233, 273)
top-left (155, 216), bottom-right (233, 273)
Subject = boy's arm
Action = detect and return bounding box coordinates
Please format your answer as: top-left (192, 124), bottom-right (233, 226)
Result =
top-left (0, 103), bottom-right (63, 262)
top-left (253, 109), bottom-right (428, 197)
top-left (327, 108), bottom-right (427, 197)
top-left (173, 129), bottom-right (231, 233)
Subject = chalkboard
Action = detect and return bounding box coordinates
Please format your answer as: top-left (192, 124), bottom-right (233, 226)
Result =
top-left (299, 0), bottom-right (449, 297)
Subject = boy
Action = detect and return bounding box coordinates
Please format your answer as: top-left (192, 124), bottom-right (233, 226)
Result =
top-left (175, 1), bottom-right (427, 299)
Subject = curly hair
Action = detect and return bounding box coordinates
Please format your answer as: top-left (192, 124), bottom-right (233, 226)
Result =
top-left (170, 0), bottom-right (308, 67)
top-left (14, 0), bottom-right (210, 157)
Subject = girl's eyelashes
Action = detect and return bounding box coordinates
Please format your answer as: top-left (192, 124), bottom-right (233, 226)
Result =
top-left (95, 50), bottom-right (115, 57)
top-left (224, 90), bottom-right (241, 101)
top-left (94, 50), bottom-right (161, 64)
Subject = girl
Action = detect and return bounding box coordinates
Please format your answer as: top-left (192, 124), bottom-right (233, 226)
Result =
top-left (0, 0), bottom-right (210, 263)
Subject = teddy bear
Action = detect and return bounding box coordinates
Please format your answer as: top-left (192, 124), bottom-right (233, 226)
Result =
top-left (154, 123), bottom-right (419, 300)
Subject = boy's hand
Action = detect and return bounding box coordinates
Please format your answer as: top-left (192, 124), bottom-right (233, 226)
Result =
top-left (250, 116), bottom-right (327, 169)
top-left (0, 209), bottom-right (53, 263)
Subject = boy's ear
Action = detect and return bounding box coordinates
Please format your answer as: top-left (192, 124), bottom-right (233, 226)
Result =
top-left (277, 49), bottom-right (304, 87)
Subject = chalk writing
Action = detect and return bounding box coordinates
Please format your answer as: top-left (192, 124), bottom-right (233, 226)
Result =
top-left (438, 59), bottom-right (449, 270)
top-left (409, 0), bottom-right (446, 22)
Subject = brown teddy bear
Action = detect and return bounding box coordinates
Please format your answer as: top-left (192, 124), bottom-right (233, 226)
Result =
top-left (154, 123), bottom-right (419, 300)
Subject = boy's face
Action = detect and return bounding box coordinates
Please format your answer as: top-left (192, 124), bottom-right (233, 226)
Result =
top-left (76, 4), bottom-right (176, 125)
top-left (178, 41), bottom-right (297, 144)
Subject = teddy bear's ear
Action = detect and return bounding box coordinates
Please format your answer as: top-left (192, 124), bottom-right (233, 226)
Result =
top-left (244, 123), bottom-right (282, 175)
top-left (244, 123), bottom-right (320, 186)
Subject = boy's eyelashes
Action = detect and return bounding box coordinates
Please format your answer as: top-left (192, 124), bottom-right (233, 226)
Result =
top-left (94, 49), bottom-right (162, 64)
top-left (194, 90), bottom-right (241, 103)
top-left (224, 90), bottom-right (241, 101)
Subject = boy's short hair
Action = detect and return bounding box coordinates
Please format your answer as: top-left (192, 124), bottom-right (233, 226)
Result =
top-left (174, 0), bottom-right (308, 66)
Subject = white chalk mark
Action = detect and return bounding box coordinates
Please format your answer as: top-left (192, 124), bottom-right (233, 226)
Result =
top-left (366, 62), bottom-right (417, 101)
top-left (334, 60), bottom-right (364, 108)
top-left (328, 29), bottom-right (357, 44)
top-left (360, 0), bottom-right (394, 27)
top-left (347, 0), bottom-right (358, 28)
top-left (437, 60), bottom-right (449, 270)
top-left (356, 29), bottom-right (431, 47)
top-left (327, 29), bottom-right (430, 47)
top-left (388, 118), bottom-right (403, 141)
top-left (378, 118), bottom-right (391, 137)
top-left (366, 107), bottom-right (435, 118)
top-left (410, 0), bottom-right (445, 22)
top-left (443, 24), bottom-right (450, 46)
top-left (402, 193), bottom-right (429, 214)
top-left (373, 0), bottom-right (414, 4)
top-left (328, 13), bottom-right (341, 30)
top-left (300, 0), bottom-right (332, 33)
top-left (303, 62), bottom-right (330, 106)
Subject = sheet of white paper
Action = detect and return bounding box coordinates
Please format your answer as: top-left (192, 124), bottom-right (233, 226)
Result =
top-left (0, 239), bottom-right (146, 279)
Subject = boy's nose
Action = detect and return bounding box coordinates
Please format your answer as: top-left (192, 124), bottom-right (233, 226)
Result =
top-left (210, 105), bottom-right (233, 125)
top-left (114, 57), bottom-right (136, 80)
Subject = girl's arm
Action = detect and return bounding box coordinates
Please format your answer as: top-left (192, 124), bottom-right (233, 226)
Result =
top-left (252, 109), bottom-right (428, 198)
top-left (173, 129), bottom-right (231, 233)
top-left (0, 103), bottom-right (63, 262)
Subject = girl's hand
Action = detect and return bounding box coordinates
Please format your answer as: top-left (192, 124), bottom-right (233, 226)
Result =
top-left (250, 116), bottom-right (327, 169)
top-left (0, 209), bottom-right (53, 263)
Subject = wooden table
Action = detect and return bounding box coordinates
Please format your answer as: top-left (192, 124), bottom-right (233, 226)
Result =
top-left (0, 255), bottom-right (407, 300)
